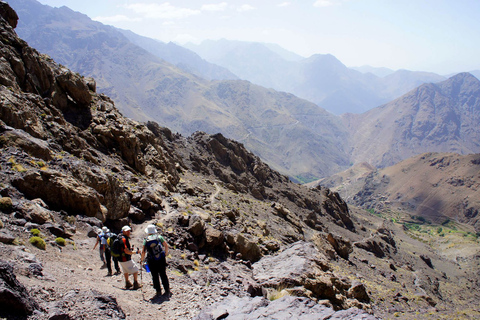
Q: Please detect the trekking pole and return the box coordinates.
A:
[140,259,145,301]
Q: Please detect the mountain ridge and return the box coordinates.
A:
[342,72,480,168]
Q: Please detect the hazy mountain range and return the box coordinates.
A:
[185,40,447,114]
[9,0,480,183]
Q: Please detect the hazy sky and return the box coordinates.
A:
[36,0,480,75]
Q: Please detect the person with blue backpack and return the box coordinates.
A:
[92,226,109,269]
[140,224,170,296]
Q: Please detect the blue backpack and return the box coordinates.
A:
[145,235,165,261]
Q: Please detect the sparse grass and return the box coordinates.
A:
[30,228,41,237]
[55,237,66,246]
[29,236,46,250]
[266,286,290,301]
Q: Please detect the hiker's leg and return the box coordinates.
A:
[133,272,138,282]
[105,249,112,274]
[149,262,161,292]
[159,257,170,292]
[113,257,120,273]
[99,246,105,263]
[124,272,129,282]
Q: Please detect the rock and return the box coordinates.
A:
[253,241,329,288]
[0,230,15,244]
[193,294,378,320]
[0,196,13,212]
[347,281,370,302]
[76,216,103,228]
[18,200,54,224]
[0,1,19,28]
[128,206,145,222]
[205,226,224,248]
[188,215,205,237]
[354,238,387,258]
[0,260,39,317]
[326,233,353,260]
[227,232,262,262]
[420,255,434,268]
[12,170,106,221]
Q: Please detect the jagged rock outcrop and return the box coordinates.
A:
[0,259,39,317]
[251,241,369,308]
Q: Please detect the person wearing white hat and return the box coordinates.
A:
[119,225,141,290]
[93,226,109,269]
[140,224,170,296]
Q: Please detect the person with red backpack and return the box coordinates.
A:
[118,225,141,290]
[140,224,170,296]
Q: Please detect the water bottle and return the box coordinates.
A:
[144,263,150,273]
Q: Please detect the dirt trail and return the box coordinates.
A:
[14,229,216,320]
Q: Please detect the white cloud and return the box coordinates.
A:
[278,2,291,7]
[125,2,201,19]
[201,2,228,12]
[237,4,255,12]
[313,0,336,7]
[93,15,141,23]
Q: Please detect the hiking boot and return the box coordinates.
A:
[100,263,107,270]
[133,281,142,290]
[114,270,122,275]
[125,281,133,289]
[107,271,112,276]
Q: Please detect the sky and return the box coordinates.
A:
[36,0,480,75]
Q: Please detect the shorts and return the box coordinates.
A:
[119,260,139,274]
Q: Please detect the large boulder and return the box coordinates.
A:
[252,241,329,288]
[12,170,107,221]
[193,295,378,320]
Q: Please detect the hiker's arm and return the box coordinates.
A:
[92,237,99,250]
[140,245,146,262]
[163,241,169,256]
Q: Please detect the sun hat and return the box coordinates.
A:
[121,225,132,232]
[145,224,157,235]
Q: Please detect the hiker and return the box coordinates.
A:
[104,228,121,276]
[118,225,141,290]
[92,226,109,268]
[140,224,170,296]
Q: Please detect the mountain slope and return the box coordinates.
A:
[9,0,350,180]
[342,73,480,168]
[318,152,480,233]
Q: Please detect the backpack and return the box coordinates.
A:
[109,233,124,258]
[99,232,108,245]
[145,235,165,261]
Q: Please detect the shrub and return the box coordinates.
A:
[0,197,13,211]
[29,236,46,250]
[30,228,41,237]
[55,237,66,246]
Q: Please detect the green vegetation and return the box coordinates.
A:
[29,236,46,250]
[30,228,41,237]
[55,237,66,246]
[293,174,318,184]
